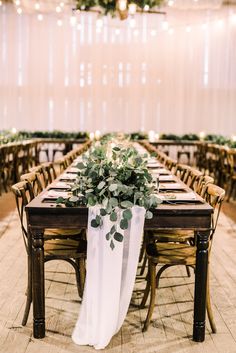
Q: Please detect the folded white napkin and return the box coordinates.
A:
[59,173,76,180]
[160,192,197,201]
[42,190,70,199]
[159,183,183,189]
[66,167,79,173]
[159,175,174,181]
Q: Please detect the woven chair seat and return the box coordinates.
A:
[146,242,196,265]
[45,238,87,257]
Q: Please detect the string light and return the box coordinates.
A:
[216,18,224,27]
[57,19,63,26]
[96,18,103,28]
[129,18,136,28]
[17,7,22,14]
[168,0,174,6]
[162,20,169,30]
[37,13,43,21]
[7,1,236,38]
[34,2,40,10]
[70,15,77,26]
[0,1,3,6]
[56,5,62,13]
[230,13,236,24]
[186,25,191,33]
[128,3,137,15]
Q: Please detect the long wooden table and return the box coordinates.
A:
[26,174,213,343]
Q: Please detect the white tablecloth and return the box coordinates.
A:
[72,205,145,350]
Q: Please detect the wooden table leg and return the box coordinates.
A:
[193,230,210,342]
[31,228,45,338]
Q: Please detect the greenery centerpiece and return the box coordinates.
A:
[57,140,161,249]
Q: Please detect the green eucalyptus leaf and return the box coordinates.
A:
[88,196,96,206]
[110,239,115,250]
[91,219,99,228]
[109,184,118,192]
[110,224,116,234]
[123,209,132,220]
[110,211,117,222]
[96,215,101,225]
[76,162,86,169]
[68,196,79,203]
[56,197,65,204]
[100,208,107,216]
[114,232,123,242]
[145,210,153,219]
[120,218,129,230]
[97,181,106,190]
[106,232,110,240]
[120,200,133,208]
[109,197,118,207]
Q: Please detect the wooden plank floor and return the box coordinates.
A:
[0,192,236,353]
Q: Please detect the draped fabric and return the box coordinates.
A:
[72,206,145,350]
[0,3,236,135]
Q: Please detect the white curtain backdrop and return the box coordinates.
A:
[0,3,236,135]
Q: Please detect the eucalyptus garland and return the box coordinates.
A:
[75,0,164,16]
[56,142,161,249]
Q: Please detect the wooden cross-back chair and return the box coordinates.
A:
[12,180,87,326]
[140,183,225,334]
[174,164,191,183]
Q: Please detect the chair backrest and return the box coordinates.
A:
[174,164,191,182]
[20,171,43,197]
[11,180,34,250]
[203,183,225,239]
[164,157,177,173]
[41,162,57,185]
[29,165,46,188]
[196,175,214,197]
[54,156,69,174]
[186,168,203,190]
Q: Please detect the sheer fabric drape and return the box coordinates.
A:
[72,206,145,349]
[0,4,236,134]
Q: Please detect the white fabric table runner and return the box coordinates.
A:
[72,205,145,350]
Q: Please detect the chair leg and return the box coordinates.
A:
[226,180,235,202]
[206,271,217,333]
[186,265,191,277]
[75,258,86,298]
[156,264,172,288]
[22,255,32,326]
[139,238,145,263]
[142,261,157,332]
[139,253,148,276]
[140,265,151,309]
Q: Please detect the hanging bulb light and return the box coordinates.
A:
[34,2,40,10]
[162,20,169,30]
[37,13,43,21]
[117,0,127,12]
[128,3,137,15]
[116,0,128,20]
